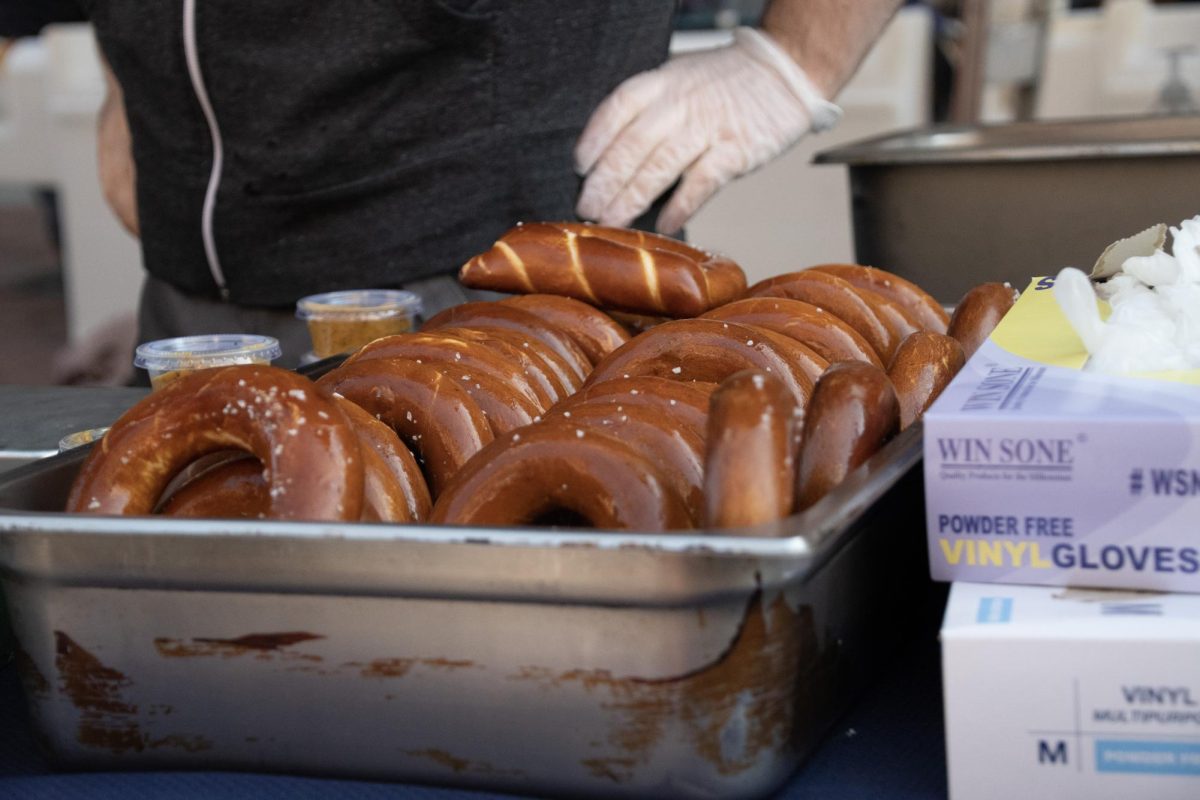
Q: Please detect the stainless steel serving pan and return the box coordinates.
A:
[0,421,926,799]
[816,114,1200,303]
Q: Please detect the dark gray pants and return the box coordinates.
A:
[136,274,504,374]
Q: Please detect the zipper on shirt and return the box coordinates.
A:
[182,0,230,300]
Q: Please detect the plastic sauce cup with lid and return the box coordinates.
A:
[134,334,283,390]
[296,289,422,358]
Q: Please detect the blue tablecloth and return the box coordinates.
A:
[0,583,948,800]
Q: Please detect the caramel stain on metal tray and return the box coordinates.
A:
[55,631,143,753]
[54,632,215,755]
[420,657,476,671]
[350,657,478,679]
[155,631,323,661]
[404,748,525,778]
[511,592,829,779]
[355,658,415,678]
[147,733,213,753]
[581,756,638,784]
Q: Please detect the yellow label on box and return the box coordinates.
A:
[989,277,1102,369]
[990,277,1200,385]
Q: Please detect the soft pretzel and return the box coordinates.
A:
[795,362,899,512]
[442,366,540,435]
[746,271,898,363]
[344,334,545,435]
[422,301,590,386]
[704,371,800,530]
[459,222,746,317]
[430,424,692,531]
[865,289,922,347]
[702,297,883,367]
[791,270,921,356]
[158,454,264,519]
[887,331,966,429]
[608,310,670,336]
[316,359,492,497]
[948,282,1017,359]
[542,403,705,522]
[344,331,551,410]
[810,264,949,333]
[161,437,409,523]
[67,365,364,521]
[548,376,713,439]
[585,319,820,408]
[333,397,431,521]
[499,294,629,365]
[161,396,430,523]
[437,325,573,405]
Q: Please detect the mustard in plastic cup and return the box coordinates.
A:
[296,289,422,358]
[58,427,110,452]
[134,334,283,390]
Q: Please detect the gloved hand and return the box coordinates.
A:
[574,27,841,235]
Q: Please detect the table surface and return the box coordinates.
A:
[0,578,948,800]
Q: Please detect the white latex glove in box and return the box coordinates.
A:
[574,27,841,235]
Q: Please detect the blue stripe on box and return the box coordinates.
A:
[1095,740,1200,776]
[976,597,1013,624]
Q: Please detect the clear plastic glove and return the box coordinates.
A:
[574,27,840,235]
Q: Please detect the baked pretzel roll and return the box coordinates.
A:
[499,294,629,364]
[585,319,820,408]
[947,282,1017,359]
[421,301,590,386]
[795,362,900,512]
[67,365,364,521]
[459,222,746,317]
[344,331,551,410]
[317,359,492,497]
[810,264,950,333]
[543,403,705,522]
[888,331,966,429]
[430,424,692,531]
[702,297,884,367]
[746,271,898,363]
[548,376,713,439]
[704,371,800,530]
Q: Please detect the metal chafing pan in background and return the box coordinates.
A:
[0,415,926,799]
[816,114,1200,303]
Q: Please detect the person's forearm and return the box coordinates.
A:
[98,56,140,236]
[760,0,903,98]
